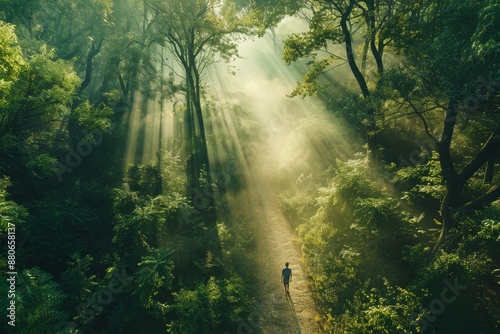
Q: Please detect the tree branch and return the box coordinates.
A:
[406,97,438,144]
[462,185,500,215]
[437,99,459,182]
[458,126,500,185]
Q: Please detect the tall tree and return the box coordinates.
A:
[382,0,500,252]
[147,0,243,205]
[282,0,396,154]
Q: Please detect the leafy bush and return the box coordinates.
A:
[216,220,255,277]
[125,163,162,197]
[0,177,27,232]
[1,268,69,333]
[168,275,253,334]
[329,279,423,333]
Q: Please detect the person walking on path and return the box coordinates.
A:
[282,262,292,295]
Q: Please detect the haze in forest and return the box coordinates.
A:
[0,1,498,333]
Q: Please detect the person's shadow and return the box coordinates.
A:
[285,291,296,313]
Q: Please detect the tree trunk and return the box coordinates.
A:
[69,39,103,145]
[365,0,384,74]
[340,5,377,155]
[360,36,370,76]
[484,154,496,184]
[433,101,500,253]
[434,183,460,254]
[433,100,459,253]
[75,39,104,105]
[185,68,197,196]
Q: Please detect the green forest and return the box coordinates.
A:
[0,0,499,333]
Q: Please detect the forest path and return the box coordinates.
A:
[225,132,323,334]
[206,24,332,333]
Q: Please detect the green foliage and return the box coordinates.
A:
[377,67,418,99]
[168,275,252,334]
[460,217,500,255]
[125,163,162,198]
[284,147,500,332]
[15,267,69,333]
[242,0,302,36]
[394,154,445,204]
[279,190,317,228]
[216,220,255,276]
[148,0,242,82]
[73,101,113,136]
[283,15,346,98]
[1,1,499,333]
[24,0,112,63]
[0,2,259,333]
[327,94,368,133]
[0,21,25,82]
[60,254,98,306]
[472,0,500,61]
[281,153,449,332]
[353,197,400,228]
[112,186,140,215]
[161,150,187,195]
[26,153,58,179]
[0,22,76,143]
[334,157,380,201]
[134,248,174,310]
[111,213,150,264]
[288,58,333,97]
[283,31,327,65]
[330,279,423,333]
[22,194,102,272]
[383,0,499,182]
[0,177,27,232]
[0,41,79,141]
[408,248,497,333]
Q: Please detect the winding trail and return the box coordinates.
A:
[226,133,323,334]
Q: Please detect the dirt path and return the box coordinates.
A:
[226,134,323,334]
[204,25,326,333]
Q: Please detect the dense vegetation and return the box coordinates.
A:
[275,0,500,332]
[0,0,498,333]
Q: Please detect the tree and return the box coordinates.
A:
[0,23,80,142]
[0,25,83,187]
[240,0,303,38]
[382,0,500,252]
[282,0,397,154]
[1,0,112,92]
[101,0,161,104]
[147,0,243,205]
[0,0,43,36]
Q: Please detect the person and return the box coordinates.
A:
[281,262,292,294]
